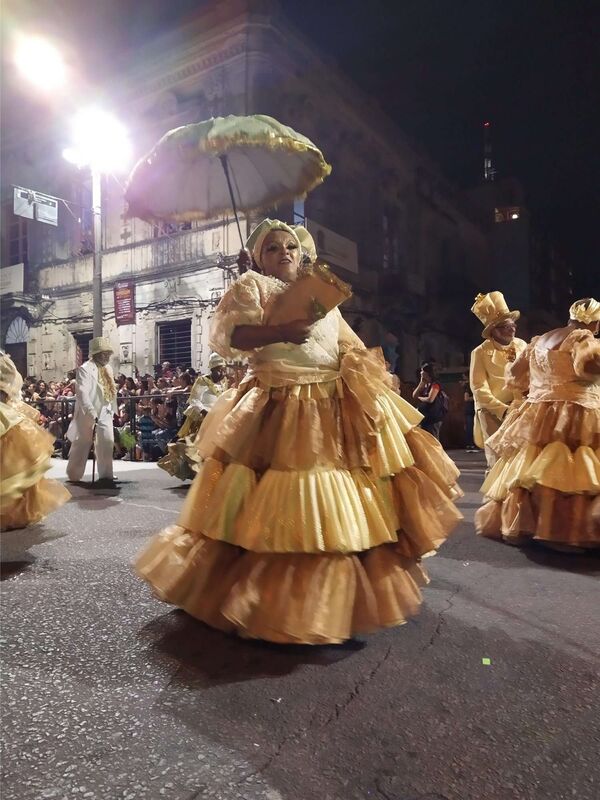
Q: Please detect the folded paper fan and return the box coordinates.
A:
[265,262,352,325]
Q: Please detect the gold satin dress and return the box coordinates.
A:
[136,271,463,643]
[157,376,226,481]
[476,329,600,547]
[1,401,71,531]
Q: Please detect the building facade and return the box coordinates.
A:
[1,0,492,382]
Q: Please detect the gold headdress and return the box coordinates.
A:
[245,219,301,270]
[569,298,600,324]
[292,225,317,264]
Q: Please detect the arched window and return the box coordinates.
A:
[4,316,29,377]
[5,316,29,344]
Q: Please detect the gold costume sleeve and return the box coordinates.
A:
[469,347,508,419]
[572,332,600,379]
[209,273,264,359]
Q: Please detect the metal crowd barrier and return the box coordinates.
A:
[26,391,191,460]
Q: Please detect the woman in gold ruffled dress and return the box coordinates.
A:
[476,298,600,552]
[136,220,463,644]
[0,353,71,533]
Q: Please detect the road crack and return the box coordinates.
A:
[329,642,393,724]
[236,645,394,784]
[423,584,461,651]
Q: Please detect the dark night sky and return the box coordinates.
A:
[5,0,600,293]
[280,0,600,295]
[116,0,600,293]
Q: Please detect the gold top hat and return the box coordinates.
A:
[471,292,520,339]
[89,336,114,357]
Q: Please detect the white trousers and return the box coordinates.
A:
[476,408,502,469]
[67,407,114,481]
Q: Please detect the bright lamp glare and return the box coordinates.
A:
[65,108,132,173]
[15,36,66,90]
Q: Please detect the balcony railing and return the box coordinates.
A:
[38,222,240,291]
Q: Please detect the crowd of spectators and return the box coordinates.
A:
[22,361,198,462]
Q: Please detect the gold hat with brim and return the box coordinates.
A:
[471,291,520,339]
[208,352,226,368]
[89,336,114,356]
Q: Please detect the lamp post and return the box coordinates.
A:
[63,108,132,337]
[91,169,103,337]
[14,37,131,339]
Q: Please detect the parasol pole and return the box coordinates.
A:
[218,155,245,248]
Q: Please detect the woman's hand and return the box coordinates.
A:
[231,320,313,350]
[412,372,427,400]
[278,319,313,344]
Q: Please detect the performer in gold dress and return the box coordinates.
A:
[157,354,228,480]
[0,353,70,532]
[476,298,600,551]
[136,220,463,644]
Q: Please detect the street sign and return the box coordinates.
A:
[13,186,59,226]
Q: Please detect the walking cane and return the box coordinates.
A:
[91,419,98,485]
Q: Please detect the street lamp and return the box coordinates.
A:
[63,108,132,337]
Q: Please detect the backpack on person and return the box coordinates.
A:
[417,381,449,424]
[430,386,449,422]
[438,389,449,416]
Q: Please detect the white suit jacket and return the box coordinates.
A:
[67,360,117,440]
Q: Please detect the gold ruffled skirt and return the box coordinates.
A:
[157,411,204,481]
[136,360,463,643]
[476,400,600,547]
[1,411,71,531]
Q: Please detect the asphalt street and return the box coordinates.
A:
[1,452,599,800]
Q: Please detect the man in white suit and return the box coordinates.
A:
[67,336,118,486]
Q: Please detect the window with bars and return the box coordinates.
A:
[157,319,192,368]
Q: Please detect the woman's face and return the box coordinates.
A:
[260,230,300,282]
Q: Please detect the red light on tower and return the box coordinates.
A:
[483,121,491,128]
